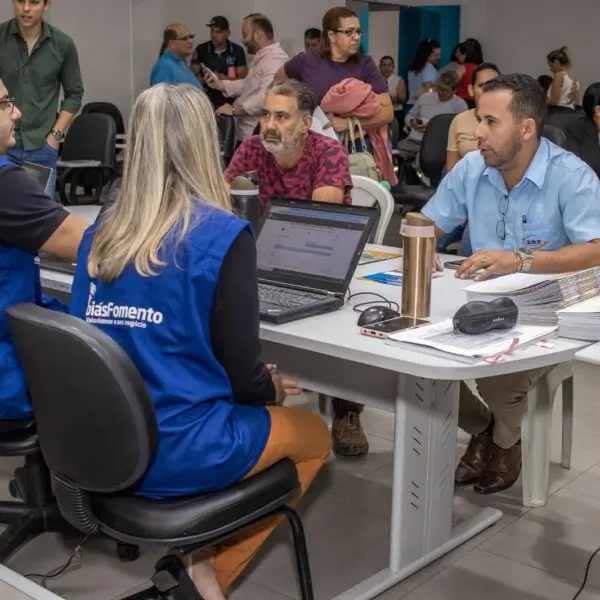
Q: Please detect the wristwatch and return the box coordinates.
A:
[50,129,64,142]
[514,247,534,273]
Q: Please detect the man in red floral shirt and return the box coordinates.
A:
[226,80,371,459]
[225,79,352,207]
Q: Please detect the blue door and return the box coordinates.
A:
[358,7,370,54]
[398,5,461,80]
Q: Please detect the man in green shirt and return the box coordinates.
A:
[0,0,84,199]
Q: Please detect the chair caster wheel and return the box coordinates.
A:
[8,480,19,499]
[117,543,140,562]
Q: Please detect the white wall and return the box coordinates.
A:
[168,0,337,58]
[4,0,597,124]
[50,0,134,123]
[482,0,598,92]
[368,10,399,67]
[132,0,168,100]
[382,0,487,42]
[380,0,599,92]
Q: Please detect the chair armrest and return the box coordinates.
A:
[57,160,102,169]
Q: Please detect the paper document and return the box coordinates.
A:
[558,294,600,341]
[465,268,600,325]
[359,249,402,265]
[310,107,340,141]
[389,319,557,358]
[360,270,404,286]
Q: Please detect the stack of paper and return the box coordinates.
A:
[389,319,557,360]
[558,295,600,340]
[464,268,600,325]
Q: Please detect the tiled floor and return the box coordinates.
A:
[2,385,600,600]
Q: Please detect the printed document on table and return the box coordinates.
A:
[388,319,557,358]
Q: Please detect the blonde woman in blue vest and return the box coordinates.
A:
[69,83,331,599]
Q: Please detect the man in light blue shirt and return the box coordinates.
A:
[423,74,600,495]
[150,23,203,89]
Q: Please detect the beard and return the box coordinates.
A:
[261,122,305,157]
[479,133,522,168]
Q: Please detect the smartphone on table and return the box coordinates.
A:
[444,259,465,270]
[361,316,429,339]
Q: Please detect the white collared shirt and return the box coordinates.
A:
[222,42,289,141]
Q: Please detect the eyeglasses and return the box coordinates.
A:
[334,28,363,38]
[496,194,509,240]
[0,98,15,114]
[175,34,195,41]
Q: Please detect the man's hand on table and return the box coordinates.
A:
[457,250,520,282]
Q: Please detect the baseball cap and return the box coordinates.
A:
[207,16,230,30]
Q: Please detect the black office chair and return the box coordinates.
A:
[547,105,576,117]
[548,111,581,132]
[58,113,117,206]
[0,419,67,562]
[217,114,236,167]
[81,102,126,136]
[542,123,567,147]
[6,304,314,600]
[392,113,456,210]
[82,103,126,178]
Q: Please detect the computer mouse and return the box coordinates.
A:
[357,306,401,327]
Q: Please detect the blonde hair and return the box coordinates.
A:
[88,84,231,283]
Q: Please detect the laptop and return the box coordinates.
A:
[257,199,376,324]
[38,200,111,275]
[23,161,53,194]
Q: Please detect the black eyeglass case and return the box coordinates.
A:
[453,297,518,335]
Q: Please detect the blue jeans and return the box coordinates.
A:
[346,137,373,154]
[7,143,59,200]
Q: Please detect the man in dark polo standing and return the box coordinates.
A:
[0,0,84,199]
[192,16,247,109]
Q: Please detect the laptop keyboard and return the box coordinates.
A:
[258,284,327,308]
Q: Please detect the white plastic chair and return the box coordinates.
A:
[350,175,394,245]
[521,362,574,507]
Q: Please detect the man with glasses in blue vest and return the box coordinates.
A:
[151,23,203,89]
[0,80,87,421]
[423,74,600,495]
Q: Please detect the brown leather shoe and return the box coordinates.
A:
[332,411,369,457]
[474,441,522,495]
[455,431,493,486]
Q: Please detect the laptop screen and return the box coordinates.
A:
[256,200,376,295]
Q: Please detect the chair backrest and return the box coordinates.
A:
[419,113,456,185]
[217,114,236,167]
[5,304,158,494]
[81,102,126,135]
[547,105,575,117]
[60,113,117,165]
[548,111,581,132]
[389,118,401,148]
[542,124,566,148]
[350,175,394,245]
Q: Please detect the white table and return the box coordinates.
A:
[64,204,101,224]
[39,247,589,600]
[0,564,61,600]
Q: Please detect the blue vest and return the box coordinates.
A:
[69,204,271,498]
[0,158,40,419]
